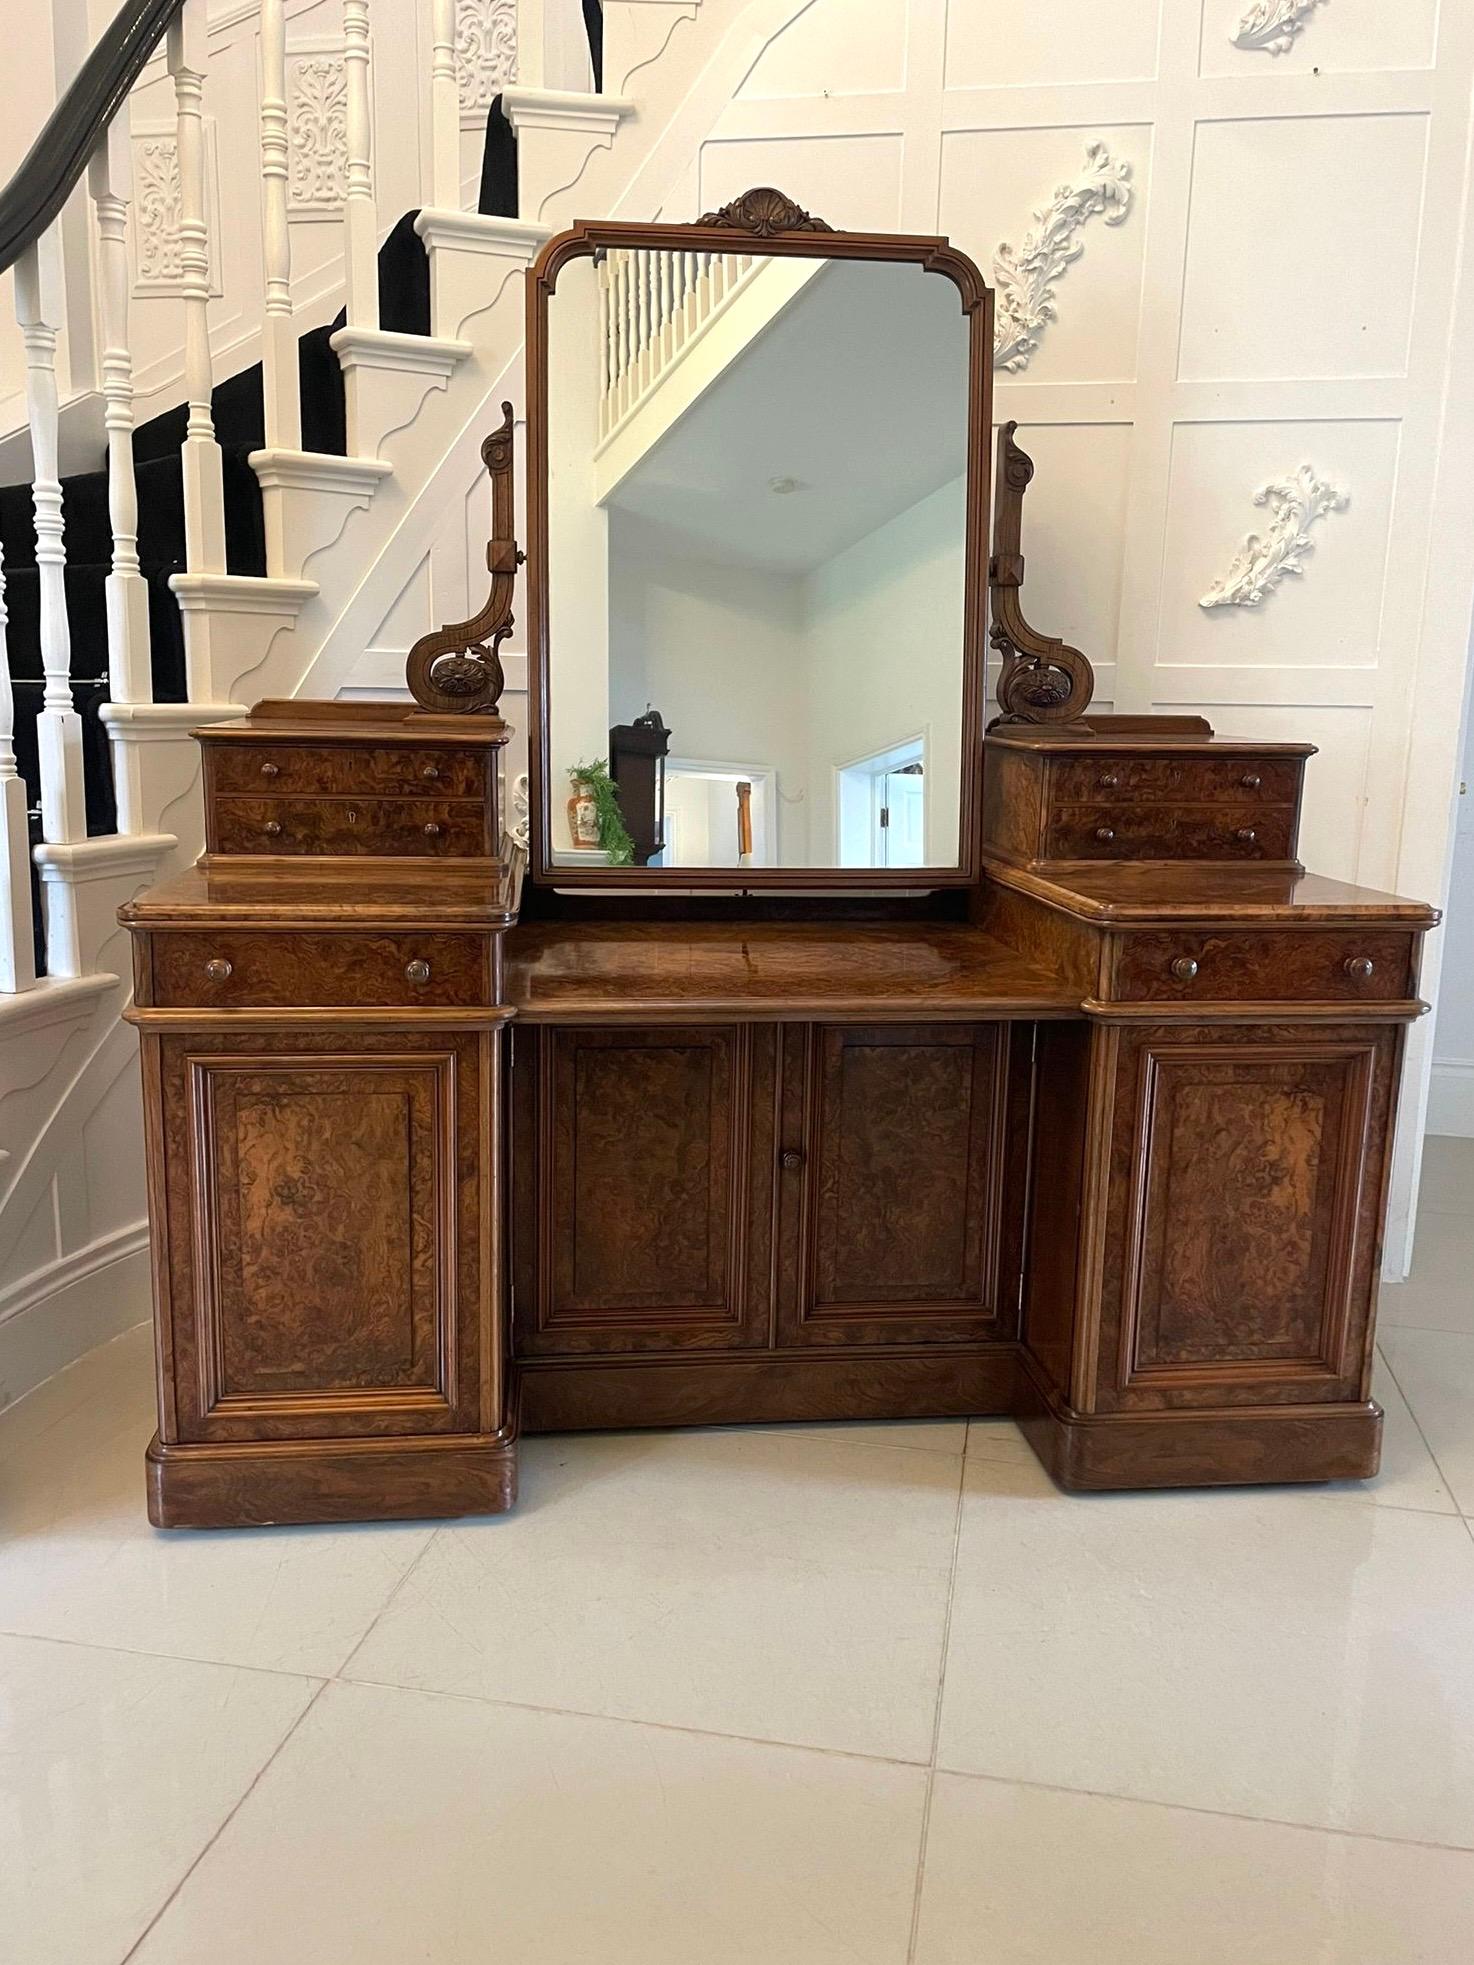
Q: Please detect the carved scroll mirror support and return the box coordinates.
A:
[406,401,524,716]
[988,422,1095,731]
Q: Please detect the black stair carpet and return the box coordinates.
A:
[1,93,522,974]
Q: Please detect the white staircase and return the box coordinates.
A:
[0,0,744,1403]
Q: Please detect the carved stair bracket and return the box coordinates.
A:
[988,423,1096,730]
[695,187,834,237]
[406,402,522,716]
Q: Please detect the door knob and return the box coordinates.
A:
[204,957,233,983]
[1240,772,1261,790]
[1344,955,1375,980]
[405,959,431,985]
[423,821,443,837]
[1234,827,1257,845]
[259,760,279,778]
[1169,956,1199,983]
[1094,826,1115,844]
[780,1148,803,1172]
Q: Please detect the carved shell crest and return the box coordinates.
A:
[697,187,834,238]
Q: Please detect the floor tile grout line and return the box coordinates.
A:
[1376,1339,1470,1515]
[929,1764,1474,1857]
[905,1451,968,1965]
[115,1675,332,1965]
[333,1669,937,1772]
[329,1522,447,1684]
[0,1624,329,1685]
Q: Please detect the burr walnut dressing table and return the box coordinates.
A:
[121,193,1438,1527]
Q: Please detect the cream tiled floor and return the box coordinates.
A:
[2,1139,1473,1963]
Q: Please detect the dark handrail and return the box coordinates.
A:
[0,0,185,278]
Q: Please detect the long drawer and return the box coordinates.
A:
[1050,754,1303,808]
[205,742,485,800]
[1107,929,1417,1005]
[210,796,493,859]
[1047,803,1297,863]
[148,931,492,1008]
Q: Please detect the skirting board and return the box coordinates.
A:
[0,1226,151,1413]
[1427,1060,1474,1138]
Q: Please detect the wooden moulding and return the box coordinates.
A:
[146,1429,518,1529]
[517,1348,1022,1433]
[1014,1357,1383,1490]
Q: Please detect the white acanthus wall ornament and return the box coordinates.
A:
[1200,465,1349,609]
[992,142,1134,373]
[1230,0,1330,56]
[286,52,348,214]
[509,771,530,849]
[455,0,518,114]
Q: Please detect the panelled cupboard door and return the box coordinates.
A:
[1084,1022,1402,1414]
[153,1029,492,1444]
[511,1024,778,1353]
[776,1023,1012,1347]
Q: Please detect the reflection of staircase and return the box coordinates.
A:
[593,251,830,500]
[599,247,756,440]
[0,0,739,1399]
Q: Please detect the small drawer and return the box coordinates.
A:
[207,743,485,799]
[211,797,493,859]
[1050,755,1303,807]
[1047,803,1296,862]
[149,931,490,1009]
[1109,930,1416,1005]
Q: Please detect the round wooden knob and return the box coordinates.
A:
[1098,772,1120,790]
[1344,955,1375,980]
[421,764,441,781]
[1240,772,1262,791]
[1234,827,1257,845]
[259,760,280,778]
[204,957,233,983]
[780,1148,803,1171]
[263,819,282,837]
[423,821,442,837]
[405,959,431,985]
[1170,956,1200,983]
[1095,826,1116,843]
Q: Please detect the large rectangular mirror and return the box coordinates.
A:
[526,195,993,887]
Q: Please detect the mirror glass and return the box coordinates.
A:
[545,249,971,871]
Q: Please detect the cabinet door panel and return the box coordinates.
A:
[158,1030,489,1442]
[513,1025,776,1353]
[778,1023,1009,1346]
[1090,1023,1398,1412]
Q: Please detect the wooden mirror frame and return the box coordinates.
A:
[524,189,995,889]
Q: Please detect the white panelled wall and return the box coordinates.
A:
[5,0,1474,1404]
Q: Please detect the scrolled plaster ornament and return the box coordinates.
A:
[1231,0,1330,57]
[992,142,1134,373]
[509,771,530,849]
[1199,465,1348,610]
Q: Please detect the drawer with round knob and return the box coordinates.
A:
[147,931,491,1009]
[1050,755,1303,807]
[210,797,493,859]
[205,743,484,800]
[1108,930,1417,1005]
[1046,804,1296,863]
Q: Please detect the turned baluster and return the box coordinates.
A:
[15,238,85,874]
[258,0,302,452]
[168,3,227,576]
[342,0,380,330]
[0,548,37,994]
[429,0,460,211]
[88,124,151,724]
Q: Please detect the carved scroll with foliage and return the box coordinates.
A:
[406,401,522,716]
